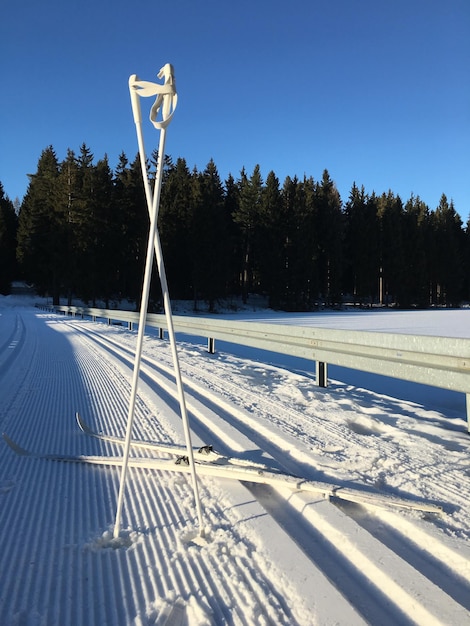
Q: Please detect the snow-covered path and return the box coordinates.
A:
[1,306,469,625]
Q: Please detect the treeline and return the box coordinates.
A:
[1,143,469,310]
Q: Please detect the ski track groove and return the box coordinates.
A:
[1,310,469,624]
[0,314,38,434]
[0,313,26,376]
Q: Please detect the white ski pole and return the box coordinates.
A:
[145,71,206,539]
[114,65,204,539]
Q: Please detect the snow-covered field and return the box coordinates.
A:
[1,296,469,625]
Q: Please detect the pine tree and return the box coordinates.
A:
[400,195,430,307]
[0,182,18,294]
[431,194,464,306]
[377,191,404,305]
[73,144,96,304]
[17,146,64,303]
[57,148,80,303]
[258,170,283,307]
[114,153,148,304]
[464,217,470,302]
[223,173,242,297]
[89,155,116,305]
[158,157,193,299]
[232,165,263,303]
[314,170,343,306]
[343,184,380,305]
[279,175,308,308]
[189,160,227,310]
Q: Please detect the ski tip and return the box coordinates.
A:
[2,432,30,456]
[75,412,89,434]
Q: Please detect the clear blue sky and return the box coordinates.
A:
[1,0,469,220]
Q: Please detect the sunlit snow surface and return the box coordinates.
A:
[1,295,469,625]
[218,306,470,337]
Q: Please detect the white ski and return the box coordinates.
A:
[2,432,443,514]
[76,412,269,469]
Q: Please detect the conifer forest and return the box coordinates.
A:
[1,143,469,311]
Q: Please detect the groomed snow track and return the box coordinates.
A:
[0,308,469,625]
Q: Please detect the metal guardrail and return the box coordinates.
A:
[37,304,470,431]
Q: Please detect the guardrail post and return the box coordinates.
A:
[159,328,164,340]
[208,337,215,354]
[467,394,470,434]
[128,322,133,331]
[316,361,328,387]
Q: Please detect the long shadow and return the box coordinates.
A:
[0,311,134,622]
[151,366,447,512]
[208,337,467,420]
[248,483,417,626]
[335,500,470,611]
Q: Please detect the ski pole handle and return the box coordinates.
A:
[128,64,177,130]
[150,63,177,129]
[128,74,143,125]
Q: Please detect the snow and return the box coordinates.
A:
[1,295,470,625]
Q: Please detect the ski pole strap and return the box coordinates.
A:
[128,63,177,129]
